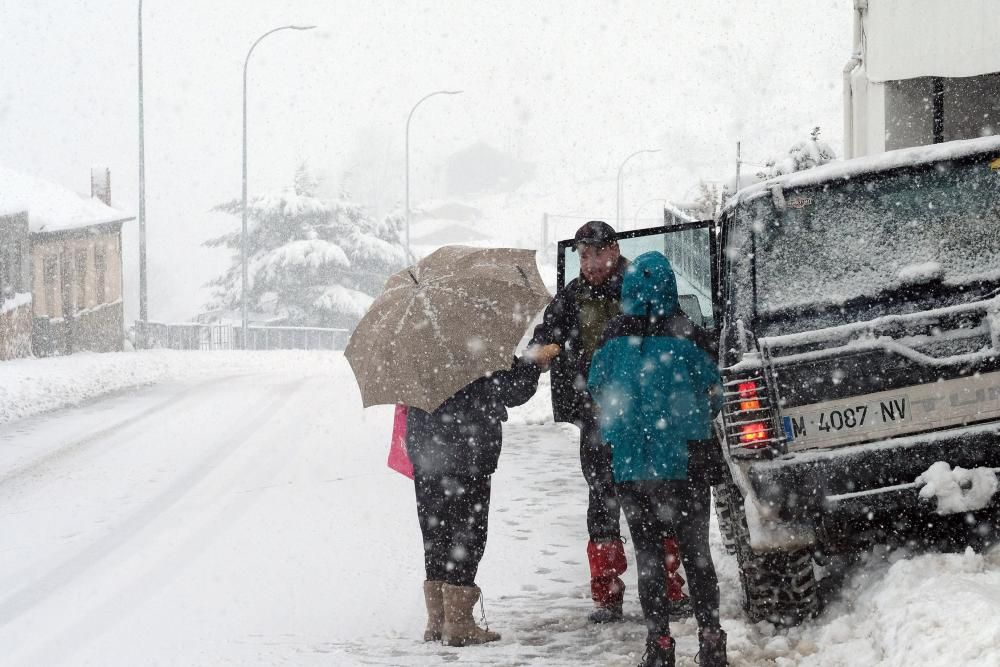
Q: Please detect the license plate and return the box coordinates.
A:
[780,370,1000,451]
[783,397,908,449]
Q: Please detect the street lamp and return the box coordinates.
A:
[633,197,666,230]
[137,0,147,342]
[241,24,316,348]
[405,90,462,258]
[616,148,660,229]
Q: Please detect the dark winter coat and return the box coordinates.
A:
[405,358,541,478]
[529,257,629,424]
[588,252,724,483]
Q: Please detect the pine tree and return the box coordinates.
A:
[204,164,407,330]
[690,181,721,220]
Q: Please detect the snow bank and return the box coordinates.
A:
[916,461,1000,515]
[785,546,1000,667]
[0,350,344,425]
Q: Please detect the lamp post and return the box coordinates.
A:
[405,90,462,258]
[616,148,660,229]
[241,24,316,348]
[633,197,666,230]
[137,0,147,343]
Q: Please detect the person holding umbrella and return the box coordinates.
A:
[345,246,553,647]
[405,353,542,645]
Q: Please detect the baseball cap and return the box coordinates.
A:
[572,220,617,251]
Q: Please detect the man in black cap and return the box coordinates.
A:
[528,221,691,623]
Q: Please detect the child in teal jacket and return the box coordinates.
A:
[588,251,728,667]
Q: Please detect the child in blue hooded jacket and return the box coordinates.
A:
[588,251,728,667]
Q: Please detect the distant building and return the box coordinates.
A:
[0,166,133,359]
[0,210,32,360]
[409,200,491,255]
[845,0,1000,158]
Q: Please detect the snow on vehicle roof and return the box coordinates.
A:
[723,135,1000,212]
[0,165,132,233]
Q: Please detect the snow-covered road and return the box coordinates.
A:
[1,352,998,666]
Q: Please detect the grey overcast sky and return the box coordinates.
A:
[0,0,852,320]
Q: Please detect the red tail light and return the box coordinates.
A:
[739,421,770,446]
[738,381,761,411]
[722,374,786,458]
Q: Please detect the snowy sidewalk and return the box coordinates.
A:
[332,419,721,666]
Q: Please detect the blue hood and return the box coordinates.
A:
[621,251,678,317]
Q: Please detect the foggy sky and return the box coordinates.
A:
[0,0,852,321]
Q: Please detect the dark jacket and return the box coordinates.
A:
[405,358,541,477]
[529,257,628,424]
[588,252,725,484]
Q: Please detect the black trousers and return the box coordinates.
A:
[616,480,721,635]
[414,474,491,587]
[579,415,623,542]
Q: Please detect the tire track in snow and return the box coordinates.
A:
[17,376,322,667]
[0,376,304,630]
[0,374,237,490]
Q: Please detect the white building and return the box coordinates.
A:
[844,0,1000,158]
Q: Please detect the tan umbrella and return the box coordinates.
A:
[345,245,551,413]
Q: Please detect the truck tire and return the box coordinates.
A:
[713,484,739,555]
[715,481,821,626]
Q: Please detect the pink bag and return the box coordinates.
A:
[387,404,414,479]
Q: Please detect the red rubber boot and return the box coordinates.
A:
[587,538,626,623]
[664,536,692,617]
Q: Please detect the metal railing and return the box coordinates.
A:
[135,321,348,351]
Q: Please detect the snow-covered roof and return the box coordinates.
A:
[725,135,1000,212]
[0,165,132,234]
[863,0,1000,83]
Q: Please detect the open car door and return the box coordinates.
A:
[557,220,720,332]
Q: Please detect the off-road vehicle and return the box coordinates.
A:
[557,135,1000,626]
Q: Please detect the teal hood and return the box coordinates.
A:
[621,251,678,317]
[587,250,722,482]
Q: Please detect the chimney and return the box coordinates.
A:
[91,166,111,205]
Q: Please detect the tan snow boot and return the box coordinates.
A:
[441,583,501,646]
[423,580,445,641]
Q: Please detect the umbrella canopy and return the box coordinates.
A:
[345,246,551,413]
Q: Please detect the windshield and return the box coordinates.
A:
[746,158,1000,317]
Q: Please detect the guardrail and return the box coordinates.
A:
[135,321,348,351]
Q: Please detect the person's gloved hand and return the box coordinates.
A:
[524,343,561,370]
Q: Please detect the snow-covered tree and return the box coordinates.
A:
[757,127,838,179]
[689,180,721,220]
[205,164,407,330]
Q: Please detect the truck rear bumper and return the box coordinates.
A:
[744,421,1000,521]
